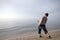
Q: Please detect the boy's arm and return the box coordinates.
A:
[37,19,41,25]
[41,17,45,24]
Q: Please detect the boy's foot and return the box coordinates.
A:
[48,36,52,38]
[39,35,42,38]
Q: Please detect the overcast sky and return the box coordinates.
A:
[0,0,60,19]
[0,0,60,29]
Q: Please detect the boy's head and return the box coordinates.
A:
[45,13,49,17]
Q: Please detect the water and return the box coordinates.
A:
[0,19,60,40]
[0,19,36,36]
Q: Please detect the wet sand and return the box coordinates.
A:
[3,29,60,40]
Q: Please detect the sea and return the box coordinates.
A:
[0,19,60,40]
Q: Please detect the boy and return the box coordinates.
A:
[38,13,51,38]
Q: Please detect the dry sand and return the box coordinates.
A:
[2,29,60,40]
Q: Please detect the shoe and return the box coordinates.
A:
[39,35,42,38]
[48,36,52,38]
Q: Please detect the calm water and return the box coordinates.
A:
[0,19,60,40]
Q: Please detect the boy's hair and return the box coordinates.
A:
[45,13,49,16]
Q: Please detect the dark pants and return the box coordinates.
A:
[38,24,48,34]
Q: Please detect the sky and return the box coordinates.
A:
[0,0,60,19]
[0,0,60,29]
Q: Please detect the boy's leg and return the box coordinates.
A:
[42,25,48,34]
[38,25,42,37]
[42,25,51,38]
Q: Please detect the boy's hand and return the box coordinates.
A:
[37,20,40,25]
[37,20,39,23]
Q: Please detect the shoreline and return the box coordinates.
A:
[3,29,60,40]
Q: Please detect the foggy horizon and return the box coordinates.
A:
[0,0,60,29]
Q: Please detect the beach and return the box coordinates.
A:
[3,29,60,40]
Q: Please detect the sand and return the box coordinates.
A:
[2,29,60,40]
